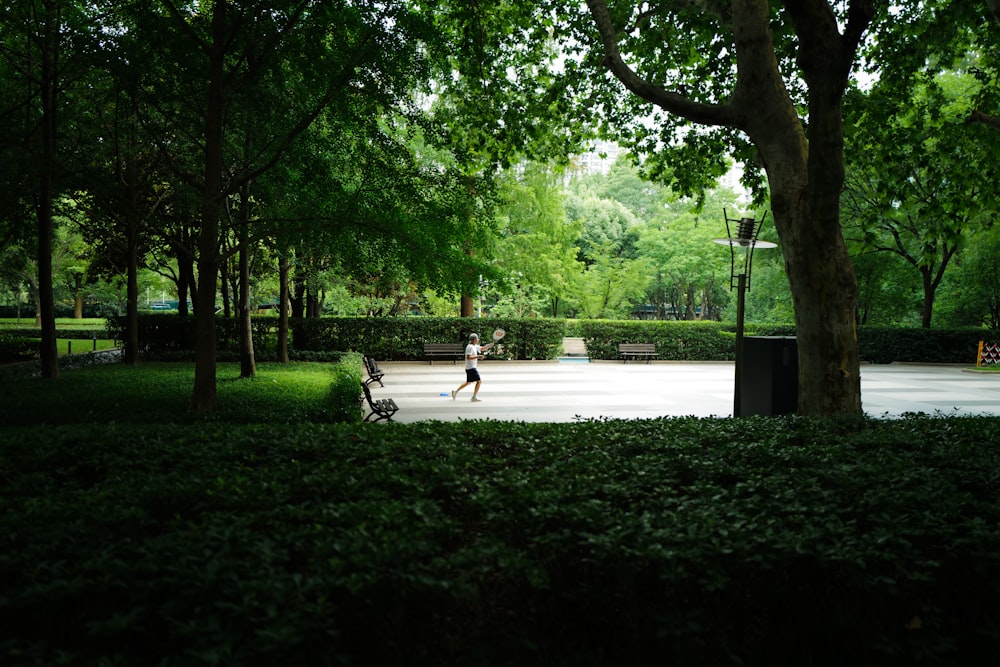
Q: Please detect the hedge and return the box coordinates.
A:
[104,315,1000,365]
[4,416,1000,665]
[288,315,566,360]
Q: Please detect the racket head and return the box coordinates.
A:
[492,328,506,343]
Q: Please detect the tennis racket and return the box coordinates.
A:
[482,328,505,355]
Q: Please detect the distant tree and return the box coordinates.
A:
[433,0,883,414]
[638,190,739,321]
[936,226,1000,329]
[492,165,582,318]
[842,71,1000,327]
[1,1,109,377]
[850,250,921,327]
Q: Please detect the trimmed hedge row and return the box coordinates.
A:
[288,316,566,361]
[105,316,278,356]
[103,315,1000,365]
[857,327,1000,364]
[577,319,736,361]
[4,416,1000,665]
[0,334,36,364]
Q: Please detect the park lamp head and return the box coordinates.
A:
[713,209,777,291]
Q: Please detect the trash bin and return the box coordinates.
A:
[739,336,798,416]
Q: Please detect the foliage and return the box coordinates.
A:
[328,352,365,423]
[935,225,1000,329]
[98,313,1000,366]
[857,327,1000,365]
[0,334,35,364]
[290,316,566,361]
[106,315,280,357]
[0,361,362,426]
[5,415,1000,664]
[491,165,582,318]
[577,319,735,361]
[842,68,1000,328]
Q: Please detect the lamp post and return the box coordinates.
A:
[714,210,776,417]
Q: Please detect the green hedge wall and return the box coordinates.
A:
[577,320,736,361]
[857,327,1000,364]
[290,316,566,361]
[6,416,1000,665]
[104,315,1000,365]
[106,315,280,357]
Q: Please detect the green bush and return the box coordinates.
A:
[577,319,735,360]
[0,334,36,363]
[291,316,566,361]
[858,327,1000,364]
[105,315,279,356]
[3,416,1000,665]
[103,314,1000,365]
[330,352,364,423]
[0,362,360,426]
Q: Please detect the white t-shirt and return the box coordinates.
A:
[464,343,481,370]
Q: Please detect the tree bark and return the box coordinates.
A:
[73,275,83,318]
[189,1,227,413]
[36,0,60,380]
[124,229,140,365]
[586,0,870,415]
[238,184,256,378]
[278,252,290,363]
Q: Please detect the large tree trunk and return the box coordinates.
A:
[123,231,140,365]
[460,295,474,317]
[586,0,869,414]
[177,247,195,316]
[73,274,83,318]
[747,2,862,415]
[220,257,232,319]
[189,1,227,413]
[277,253,290,363]
[36,1,60,380]
[237,185,256,378]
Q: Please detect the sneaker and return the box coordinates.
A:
[471,396,482,402]
[451,390,456,400]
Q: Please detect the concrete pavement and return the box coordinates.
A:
[364,360,1000,423]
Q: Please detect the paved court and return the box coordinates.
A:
[365,360,1000,423]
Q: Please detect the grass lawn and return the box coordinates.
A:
[0,361,344,425]
[57,338,118,355]
[0,317,107,330]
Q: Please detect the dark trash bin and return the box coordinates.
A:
[740,336,798,416]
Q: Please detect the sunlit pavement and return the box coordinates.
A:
[363,360,1000,423]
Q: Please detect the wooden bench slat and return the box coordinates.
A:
[618,343,658,364]
[361,383,398,422]
[423,343,465,364]
[363,356,385,387]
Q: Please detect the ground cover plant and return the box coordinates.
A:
[0,361,361,425]
[3,399,1000,665]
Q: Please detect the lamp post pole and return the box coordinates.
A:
[734,271,747,417]
[714,211,775,418]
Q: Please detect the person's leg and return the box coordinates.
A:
[471,379,482,400]
[452,381,470,399]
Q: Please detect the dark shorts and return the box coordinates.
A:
[465,368,481,382]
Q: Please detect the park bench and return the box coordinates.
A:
[619,343,658,364]
[423,343,465,364]
[362,355,385,387]
[361,382,399,422]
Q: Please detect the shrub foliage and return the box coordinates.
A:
[3,416,1000,665]
[106,315,1000,365]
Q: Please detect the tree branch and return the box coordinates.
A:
[967,109,1000,132]
[585,0,735,128]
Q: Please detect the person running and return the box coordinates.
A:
[452,332,492,402]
